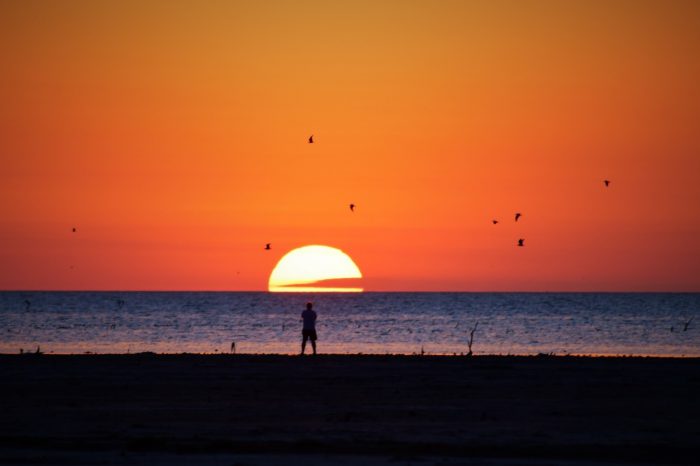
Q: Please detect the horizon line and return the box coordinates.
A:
[1,289,699,293]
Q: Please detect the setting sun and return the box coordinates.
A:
[268,245,362,292]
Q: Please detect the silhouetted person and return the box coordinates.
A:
[230,341,236,353]
[265,243,271,250]
[604,180,610,187]
[301,302,317,355]
[24,299,30,311]
[518,238,524,247]
[492,220,498,224]
[515,212,521,222]
[349,203,355,212]
[308,135,314,144]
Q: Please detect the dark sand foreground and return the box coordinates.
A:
[1,354,699,465]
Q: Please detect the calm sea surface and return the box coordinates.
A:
[1,292,698,356]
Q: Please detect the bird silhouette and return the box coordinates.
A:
[604,180,610,187]
[349,203,355,212]
[515,213,521,222]
[308,135,314,144]
[492,220,498,225]
[265,243,271,250]
[72,227,76,233]
[518,238,524,247]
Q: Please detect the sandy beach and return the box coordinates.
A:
[1,354,699,465]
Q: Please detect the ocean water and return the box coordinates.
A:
[0,292,698,356]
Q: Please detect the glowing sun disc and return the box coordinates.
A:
[268,245,363,292]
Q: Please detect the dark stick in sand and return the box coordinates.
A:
[683,317,693,332]
[467,321,479,356]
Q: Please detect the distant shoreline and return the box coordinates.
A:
[3,352,700,359]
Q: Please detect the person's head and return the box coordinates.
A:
[306,302,313,310]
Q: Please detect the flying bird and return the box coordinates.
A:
[517,239,524,247]
[515,213,521,222]
[265,243,271,250]
[308,135,314,144]
[492,220,498,225]
[72,227,76,233]
[604,180,610,187]
[349,203,355,212]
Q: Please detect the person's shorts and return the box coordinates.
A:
[302,329,317,341]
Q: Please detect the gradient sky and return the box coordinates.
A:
[1,0,699,291]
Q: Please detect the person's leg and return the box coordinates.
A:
[311,339,316,355]
[301,334,307,355]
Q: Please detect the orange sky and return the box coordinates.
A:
[1,0,699,291]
